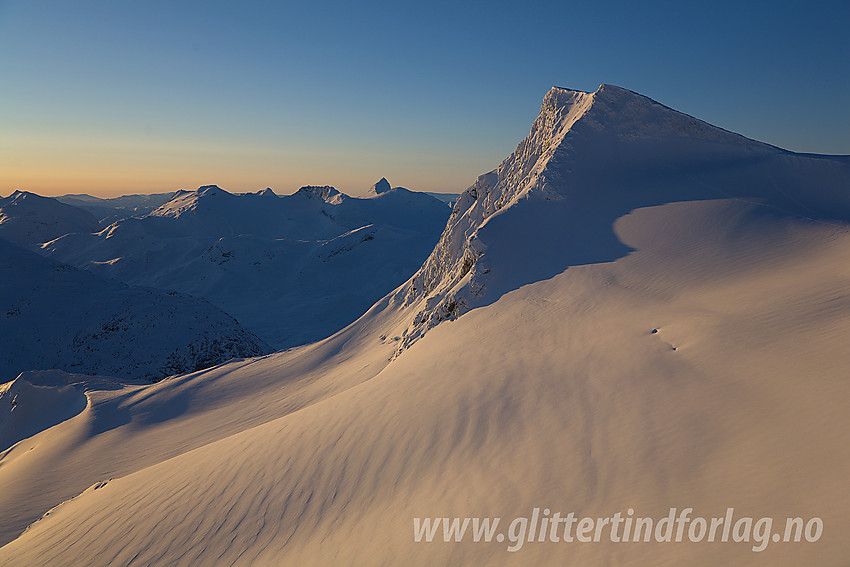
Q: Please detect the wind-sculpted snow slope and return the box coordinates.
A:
[3,198,850,566]
[43,182,451,347]
[0,371,90,453]
[0,284,406,547]
[393,84,850,353]
[0,238,271,383]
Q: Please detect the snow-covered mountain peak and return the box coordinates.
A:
[387,84,850,355]
[367,177,392,196]
[198,185,224,196]
[580,84,770,149]
[0,191,101,247]
[4,190,52,205]
[7,190,34,202]
[295,185,344,204]
[540,85,594,114]
[535,84,768,150]
[150,185,236,218]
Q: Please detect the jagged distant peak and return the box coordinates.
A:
[296,185,344,203]
[368,177,392,196]
[257,187,277,197]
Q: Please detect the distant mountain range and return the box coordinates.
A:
[1,179,455,349]
[0,191,100,247]
[55,192,174,225]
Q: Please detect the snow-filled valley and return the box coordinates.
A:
[1,84,849,566]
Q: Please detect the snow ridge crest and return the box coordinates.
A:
[386,83,778,355]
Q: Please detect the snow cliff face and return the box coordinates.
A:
[393,84,850,354]
[0,238,271,383]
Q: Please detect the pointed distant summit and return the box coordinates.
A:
[367,178,392,196]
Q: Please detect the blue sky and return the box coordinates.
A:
[1,0,848,196]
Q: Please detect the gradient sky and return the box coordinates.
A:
[1,0,848,198]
